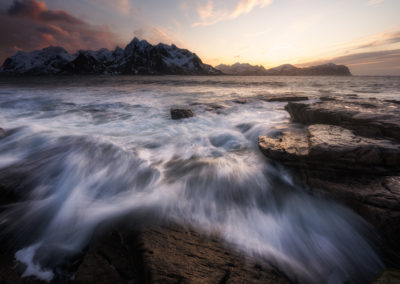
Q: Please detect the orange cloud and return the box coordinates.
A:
[193,0,273,27]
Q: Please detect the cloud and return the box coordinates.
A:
[367,0,384,6]
[193,0,273,27]
[300,49,400,75]
[230,0,272,19]
[100,0,133,15]
[354,31,400,50]
[197,0,214,19]
[0,0,121,63]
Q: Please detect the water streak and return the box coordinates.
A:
[1,76,394,283]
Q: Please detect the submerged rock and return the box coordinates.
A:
[372,269,400,284]
[170,108,194,120]
[0,128,5,139]
[285,99,400,141]
[258,124,400,174]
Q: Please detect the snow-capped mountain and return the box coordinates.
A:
[0,38,221,75]
[216,62,351,76]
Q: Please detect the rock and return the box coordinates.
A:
[304,173,400,266]
[170,108,194,120]
[264,95,309,102]
[127,225,288,283]
[232,99,247,104]
[74,224,289,284]
[372,269,400,284]
[285,99,400,141]
[74,230,136,283]
[254,94,309,103]
[259,124,400,174]
[0,128,5,139]
[319,96,336,101]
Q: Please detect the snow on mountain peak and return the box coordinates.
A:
[1,38,221,75]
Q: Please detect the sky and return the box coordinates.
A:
[0,0,399,75]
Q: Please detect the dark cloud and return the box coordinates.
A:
[0,0,121,63]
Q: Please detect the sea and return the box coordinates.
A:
[0,75,399,283]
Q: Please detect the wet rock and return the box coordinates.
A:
[232,99,247,104]
[204,103,225,112]
[73,224,289,284]
[285,99,400,141]
[74,230,136,283]
[126,225,289,283]
[256,94,309,103]
[319,96,336,101]
[264,95,309,102]
[304,173,400,266]
[384,99,400,105]
[258,124,400,174]
[190,102,227,114]
[0,128,5,139]
[372,269,400,283]
[170,108,194,120]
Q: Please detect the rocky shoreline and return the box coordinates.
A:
[259,96,400,274]
[1,93,400,283]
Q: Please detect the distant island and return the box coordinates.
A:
[216,62,351,76]
[0,37,351,76]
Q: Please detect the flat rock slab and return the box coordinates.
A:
[263,96,309,102]
[285,99,400,141]
[74,225,289,284]
[256,94,309,102]
[130,225,288,283]
[259,124,400,174]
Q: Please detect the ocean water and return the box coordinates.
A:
[0,75,398,283]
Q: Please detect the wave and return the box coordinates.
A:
[0,126,383,283]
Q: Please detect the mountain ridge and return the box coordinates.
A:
[0,38,352,76]
[216,62,352,76]
[0,37,221,75]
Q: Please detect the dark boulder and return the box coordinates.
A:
[170,108,194,120]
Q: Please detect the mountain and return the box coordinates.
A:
[216,63,267,75]
[0,38,221,75]
[216,62,352,76]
